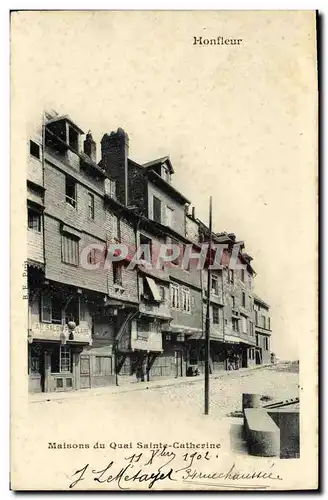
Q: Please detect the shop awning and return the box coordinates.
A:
[27,259,45,270]
[145,276,162,302]
[138,264,170,283]
[164,324,202,336]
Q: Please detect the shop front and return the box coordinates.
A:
[28,321,92,393]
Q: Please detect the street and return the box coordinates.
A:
[28,364,299,445]
[20,364,300,490]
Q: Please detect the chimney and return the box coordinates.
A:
[84,131,97,163]
[101,128,129,206]
[192,206,196,219]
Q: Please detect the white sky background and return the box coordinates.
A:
[14,10,317,360]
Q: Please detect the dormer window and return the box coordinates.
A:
[68,126,79,151]
[105,178,117,199]
[45,116,84,153]
[162,163,171,183]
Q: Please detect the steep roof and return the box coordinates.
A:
[46,114,85,134]
[143,156,175,174]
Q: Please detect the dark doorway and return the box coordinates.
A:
[242,349,248,368]
[255,349,262,365]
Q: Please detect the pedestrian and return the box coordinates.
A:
[235,354,240,370]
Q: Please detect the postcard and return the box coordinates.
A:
[10,10,318,491]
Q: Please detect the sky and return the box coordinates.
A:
[12,10,318,359]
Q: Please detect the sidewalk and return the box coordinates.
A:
[29,364,271,404]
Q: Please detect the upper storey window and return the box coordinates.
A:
[153,196,162,223]
[65,175,77,208]
[30,140,41,160]
[45,116,84,153]
[68,126,79,151]
[105,178,117,199]
[162,163,171,183]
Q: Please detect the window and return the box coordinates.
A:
[65,176,77,208]
[50,346,72,373]
[261,315,266,329]
[65,297,80,326]
[181,287,191,313]
[242,292,246,308]
[52,297,63,324]
[241,315,248,334]
[105,178,117,199]
[211,275,219,295]
[255,310,259,326]
[166,206,174,228]
[88,193,95,219]
[61,346,72,372]
[249,348,255,360]
[41,293,62,324]
[232,317,239,332]
[142,277,161,302]
[232,295,236,309]
[264,337,269,351]
[159,286,165,302]
[27,208,41,232]
[140,234,152,264]
[212,306,219,324]
[68,126,79,151]
[41,294,52,323]
[268,317,271,330]
[153,196,162,223]
[62,234,79,265]
[29,350,40,374]
[182,244,191,271]
[170,237,181,266]
[113,262,123,286]
[170,283,180,309]
[137,320,150,340]
[87,248,97,265]
[241,269,245,282]
[228,269,234,284]
[162,165,171,183]
[250,322,254,336]
[30,140,40,159]
[111,215,120,242]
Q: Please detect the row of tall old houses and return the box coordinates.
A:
[27,112,272,393]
